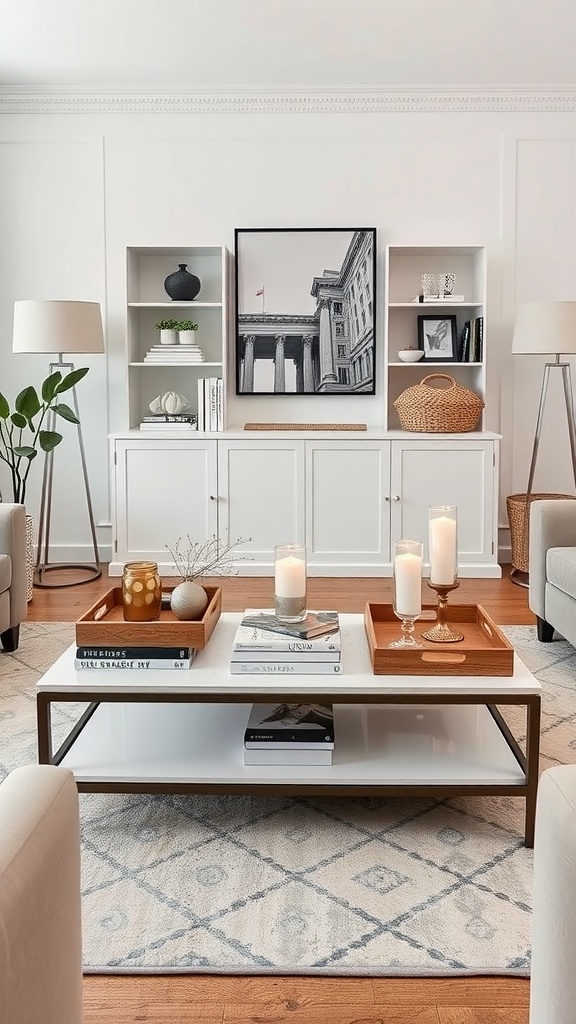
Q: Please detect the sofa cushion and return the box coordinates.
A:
[0,553,11,593]
[546,546,576,599]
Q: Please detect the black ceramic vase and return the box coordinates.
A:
[163,264,201,301]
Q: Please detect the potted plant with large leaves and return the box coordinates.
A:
[0,366,89,597]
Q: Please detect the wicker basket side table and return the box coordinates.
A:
[507,492,576,587]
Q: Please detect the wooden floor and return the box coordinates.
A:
[27,568,534,1024]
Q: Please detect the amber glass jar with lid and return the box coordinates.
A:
[122,561,162,621]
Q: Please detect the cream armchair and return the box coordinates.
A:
[528,498,576,646]
[0,765,83,1024]
[0,502,27,652]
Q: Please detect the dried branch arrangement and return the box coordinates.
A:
[165,534,251,581]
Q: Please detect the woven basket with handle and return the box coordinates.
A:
[394,373,485,432]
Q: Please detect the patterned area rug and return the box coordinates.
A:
[1,621,575,977]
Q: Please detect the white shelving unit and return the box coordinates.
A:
[126,245,230,429]
[385,245,487,430]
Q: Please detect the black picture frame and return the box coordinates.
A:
[234,227,376,395]
[417,315,458,362]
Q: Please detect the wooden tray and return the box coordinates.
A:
[364,602,514,676]
[75,585,222,649]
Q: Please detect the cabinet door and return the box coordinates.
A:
[218,440,305,572]
[390,439,500,577]
[306,441,391,575]
[112,440,218,573]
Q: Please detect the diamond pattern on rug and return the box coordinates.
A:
[0,621,574,976]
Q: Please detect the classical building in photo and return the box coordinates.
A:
[237,230,375,394]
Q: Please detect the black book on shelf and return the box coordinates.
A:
[475,316,484,361]
[458,320,470,362]
[244,702,335,744]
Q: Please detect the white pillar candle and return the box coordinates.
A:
[429,515,457,585]
[394,551,422,617]
[275,555,306,598]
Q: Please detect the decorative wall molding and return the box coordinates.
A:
[1,86,576,115]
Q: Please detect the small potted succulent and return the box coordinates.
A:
[176,319,199,346]
[155,318,179,346]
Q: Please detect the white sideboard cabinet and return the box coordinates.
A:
[110,432,500,577]
[112,439,218,568]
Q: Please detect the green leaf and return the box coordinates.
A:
[53,403,79,424]
[0,393,9,419]
[15,386,41,420]
[55,367,89,393]
[10,412,27,429]
[41,372,63,403]
[39,430,63,452]
[13,446,36,459]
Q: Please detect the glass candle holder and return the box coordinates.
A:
[390,539,423,648]
[423,506,463,643]
[274,543,306,623]
[122,561,162,622]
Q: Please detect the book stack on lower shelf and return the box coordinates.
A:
[230,609,341,675]
[243,702,335,765]
[74,645,196,670]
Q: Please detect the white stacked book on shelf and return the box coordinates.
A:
[197,377,223,431]
[230,609,341,675]
[144,345,205,363]
[243,701,335,765]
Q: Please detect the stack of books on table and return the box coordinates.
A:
[230,609,341,676]
[243,701,335,765]
[74,645,196,670]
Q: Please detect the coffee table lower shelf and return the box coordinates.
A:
[39,700,535,837]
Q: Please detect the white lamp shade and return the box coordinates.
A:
[12,300,105,354]
[512,301,576,355]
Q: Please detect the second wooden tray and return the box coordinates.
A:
[364,602,514,676]
[76,585,222,649]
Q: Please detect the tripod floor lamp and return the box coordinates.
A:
[508,301,576,586]
[12,300,105,588]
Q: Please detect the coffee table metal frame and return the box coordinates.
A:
[36,614,541,847]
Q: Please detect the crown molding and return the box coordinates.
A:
[1,86,576,115]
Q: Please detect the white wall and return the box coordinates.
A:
[1,101,575,562]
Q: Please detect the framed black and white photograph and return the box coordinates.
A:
[417,314,458,362]
[234,227,376,395]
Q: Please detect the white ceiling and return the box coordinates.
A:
[0,0,575,92]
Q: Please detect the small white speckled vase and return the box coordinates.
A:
[170,581,208,621]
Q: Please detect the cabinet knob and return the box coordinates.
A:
[391,494,401,502]
[209,494,217,501]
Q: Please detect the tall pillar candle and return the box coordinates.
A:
[429,508,458,585]
[274,543,307,622]
[394,550,422,617]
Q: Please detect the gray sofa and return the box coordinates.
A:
[529,498,576,646]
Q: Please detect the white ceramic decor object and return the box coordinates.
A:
[149,395,163,414]
[160,392,189,414]
[159,329,178,346]
[398,350,424,363]
[170,581,208,620]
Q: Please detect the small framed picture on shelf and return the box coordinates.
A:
[417,314,458,362]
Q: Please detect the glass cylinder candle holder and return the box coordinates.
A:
[122,561,162,622]
[423,506,463,643]
[274,543,307,623]
[390,539,423,648]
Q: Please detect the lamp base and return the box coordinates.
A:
[33,564,102,589]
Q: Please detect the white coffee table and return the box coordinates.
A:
[36,613,542,846]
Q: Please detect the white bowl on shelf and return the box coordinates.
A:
[398,349,424,363]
